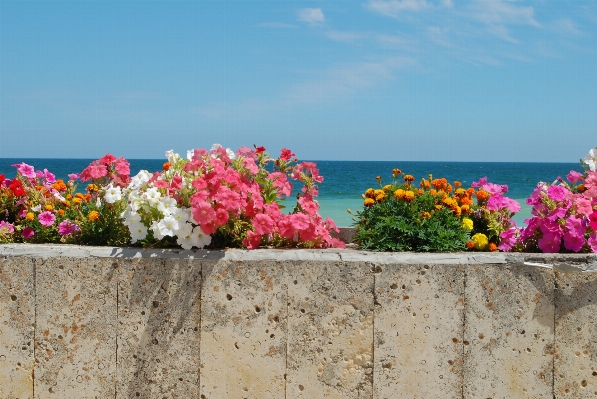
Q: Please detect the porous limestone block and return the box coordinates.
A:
[200,260,287,399]
[286,261,374,399]
[35,257,117,399]
[464,264,554,399]
[374,263,464,399]
[554,270,597,398]
[117,258,202,398]
[0,256,34,399]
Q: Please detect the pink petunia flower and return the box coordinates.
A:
[567,170,584,183]
[38,211,56,226]
[498,228,520,252]
[563,232,585,252]
[0,221,14,233]
[589,212,597,230]
[68,173,81,181]
[575,197,594,216]
[289,213,310,230]
[537,231,562,253]
[13,162,36,178]
[589,233,597,252]
[565,215,586,237]
[22,227,35,239]
[279,148,295,161]
[252,213,274,235]
[242,230,262,249]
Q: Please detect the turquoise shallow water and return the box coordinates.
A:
[0,159,581,227]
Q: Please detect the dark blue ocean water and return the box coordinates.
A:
[0,158,583,226]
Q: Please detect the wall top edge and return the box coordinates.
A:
[1,243,596,271]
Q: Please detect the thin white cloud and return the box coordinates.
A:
[366,0,452,17]
[297,8,325,25]
[257,22,298,29]
[552,18,582,36]
[467,0,540,42]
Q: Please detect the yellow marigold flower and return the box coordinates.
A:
[471,233,489,251]
[460,204,470,213]
[452,206,461,217]
[421,211,431,219]
[364,198,375,207]
[66,194,73,200]
[365,188,375,199]
[383,184,393,192]
[462,218,473,231]
[63,200,71,207]
[435,205,443,211]
[488,242,498,252]
[392,168,402,178]
[73,198,82,205]
[375,176,382,184]
[394,189,405,200]
[26,212,35,221]
[404,190,415,202]
[455,188,466,196]
[87,184,99,193]
[45,204,54,212]
[88,210,100,222]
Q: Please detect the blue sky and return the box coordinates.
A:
[1,0,596,162]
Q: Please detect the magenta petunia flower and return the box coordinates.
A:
[38,211,56,227]
[12,162,36,178]
[22,227,35,239]
[0,221,14,233]
[547,185,567,201]
[57,220,79,236]
[564,232,585,252]
[567,170,584,183]
[537,231,562,253]
[590,212,597,230]
[68,173,80,181]
[589,233,597,253]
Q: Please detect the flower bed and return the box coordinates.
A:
[1,145,596,254]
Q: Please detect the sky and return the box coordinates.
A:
[1,0,596,162]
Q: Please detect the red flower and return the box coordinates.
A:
[254,145,266,154]
[280,148,295,161]
[0,173,4,185]
[9,180,26,197]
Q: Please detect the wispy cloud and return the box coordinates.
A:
[366,0,453,17]
[297,8,325,25]
[468,0,540,43]
[256,22,298,29]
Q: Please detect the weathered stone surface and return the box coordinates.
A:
[0,256,34,399]
[200,260,287,399]
[286,261,374,398]
[374,263,465,399]
[117,258,202,398]
[463,264,555,399]
[34,257,117,399]
[554,271,597,398]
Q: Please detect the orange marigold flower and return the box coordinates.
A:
[460,204,470,213]
[75,193,85,200]
[394,189,405,200]
[375,176,382,184]
[421,211,431,219]
[454,181,462,188]
[466,241,475,249]
[84,194,92,201]
[460,196,473,206]
[429,189,437,196]
[26,212,35,221]
[467,188,475,195]
[364,198,375,207]
[420,179,431,189]
[163,162,171,171]
[452,206,461,217]
[392,168,402,178]
[51,179,67,192]
[365,188,375,199]
[416,189,423,195]
[88,211,100,222]
[383,184,393,192]
[577,184,586,193]
[404,190,415,202]
[36,185,44,191]
[476,190,489,201]
[404,175,415,182]
[375,190,386,202]
[57,209,65,217]
[488,243,498,252]
[446,184,453,193]
[63,200,71,207]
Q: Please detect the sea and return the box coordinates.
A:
[0,158,584,227]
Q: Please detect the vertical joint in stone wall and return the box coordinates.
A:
[461,268,467,399]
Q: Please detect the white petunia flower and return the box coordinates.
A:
[176,223,195,250]
[157,196,178,216]
[32,205,41,212]
[103,184,122,204]
[123,211,142,227]
[150,221,165,240]
[128,222,148,243]
[172,207,191,225]
[144,187,161,206]
[187,149,194,160]
[584,147,597,172]
[128,170,152,191]
[192,226,212,248]
[157,215,179,237]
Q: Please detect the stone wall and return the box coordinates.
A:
[1,244,597,398]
